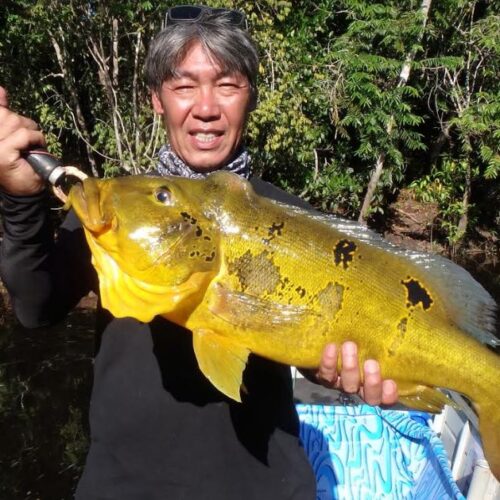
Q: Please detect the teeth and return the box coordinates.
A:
[195,133,217,142]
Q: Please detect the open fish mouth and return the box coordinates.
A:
[67,181,111,234]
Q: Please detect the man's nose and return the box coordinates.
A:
[192,88,221,120]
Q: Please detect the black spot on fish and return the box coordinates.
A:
[195,226,203,237]
[333,240,357,269]
[295,286,306,299]
[262,221,285,245]
[204,236,211,241]
[189,251,196,258]
[402,278,433,310]
[268,222,284,236]
[180,211,197,225]
[280,277,290,290]
[205,251,216,263]
[399,317,408,332]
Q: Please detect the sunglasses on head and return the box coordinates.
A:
[165,5,247,29]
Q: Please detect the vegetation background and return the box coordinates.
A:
[1,0,498,243]
[0,0,498,497]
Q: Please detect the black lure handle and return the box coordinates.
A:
[23,149,66,186]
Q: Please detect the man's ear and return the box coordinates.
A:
[151,91,165,115]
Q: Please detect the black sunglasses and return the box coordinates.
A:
[165,5,247,29]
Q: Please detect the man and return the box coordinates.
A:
[0,7,397,499]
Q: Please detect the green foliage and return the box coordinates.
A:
[301,161,365,216]
[0,0,498,237]
[410,158,478,245]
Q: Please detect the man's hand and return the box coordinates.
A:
[315,342,398,406]
[0,86,46,195]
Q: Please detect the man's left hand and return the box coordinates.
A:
[315,341,398,406]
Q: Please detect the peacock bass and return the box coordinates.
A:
[66,171,500,480]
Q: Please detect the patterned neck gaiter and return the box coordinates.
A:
[156,144,251,179]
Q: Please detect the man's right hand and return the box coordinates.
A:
[0,86,46,195]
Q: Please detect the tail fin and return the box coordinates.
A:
[476,398,500,482]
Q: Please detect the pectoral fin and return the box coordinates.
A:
[192,329,250,402]
[397,383,457,413]
[209,282,318,332]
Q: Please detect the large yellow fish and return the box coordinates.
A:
[67,172,500,480]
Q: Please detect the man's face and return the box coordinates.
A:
[151,42,254,172]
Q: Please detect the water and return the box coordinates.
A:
[0,305,94,499]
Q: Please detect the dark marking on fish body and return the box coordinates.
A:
[315,282,344,318]
[195,226,203,237]
[333,240,357,269]
[402,278,433,310]
[180,211,197,225]
[295,286,307,299]
[227,250,280,294]
[262,221,285,245]
[279,277,291,290]
[268,222,284,236]
[205,251,216,262]
[388,317,408,356]
[399,317,408,332]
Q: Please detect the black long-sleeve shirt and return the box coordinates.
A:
[0,178,316,500]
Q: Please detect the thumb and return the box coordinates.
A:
[0,86,9,108]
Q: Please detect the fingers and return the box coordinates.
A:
[315,341,399,408]
[316,341,361,393]
[381,379,398,406]
[1,127,46,155]
[0,86,8,108]
[359,360,399,406]
[359,359,383,405]
[0,88,46,195]
[339,341,360,393]
[0,107,39,142]
[316,343,339,386]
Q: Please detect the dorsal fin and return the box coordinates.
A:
[273,201,498,348]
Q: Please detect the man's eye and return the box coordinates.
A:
[175,85,194,92]
[154,187,173,205]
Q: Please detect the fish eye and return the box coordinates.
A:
[154,187,173,206]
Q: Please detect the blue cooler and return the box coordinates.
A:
[296,403,464,499]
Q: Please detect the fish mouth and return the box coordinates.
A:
[67,180,110,234]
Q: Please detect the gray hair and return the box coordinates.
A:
[145,11,259,102]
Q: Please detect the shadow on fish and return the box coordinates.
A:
[66,171,500,481]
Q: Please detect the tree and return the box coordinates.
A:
[420,0,499,244]
[358,0,432,223]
